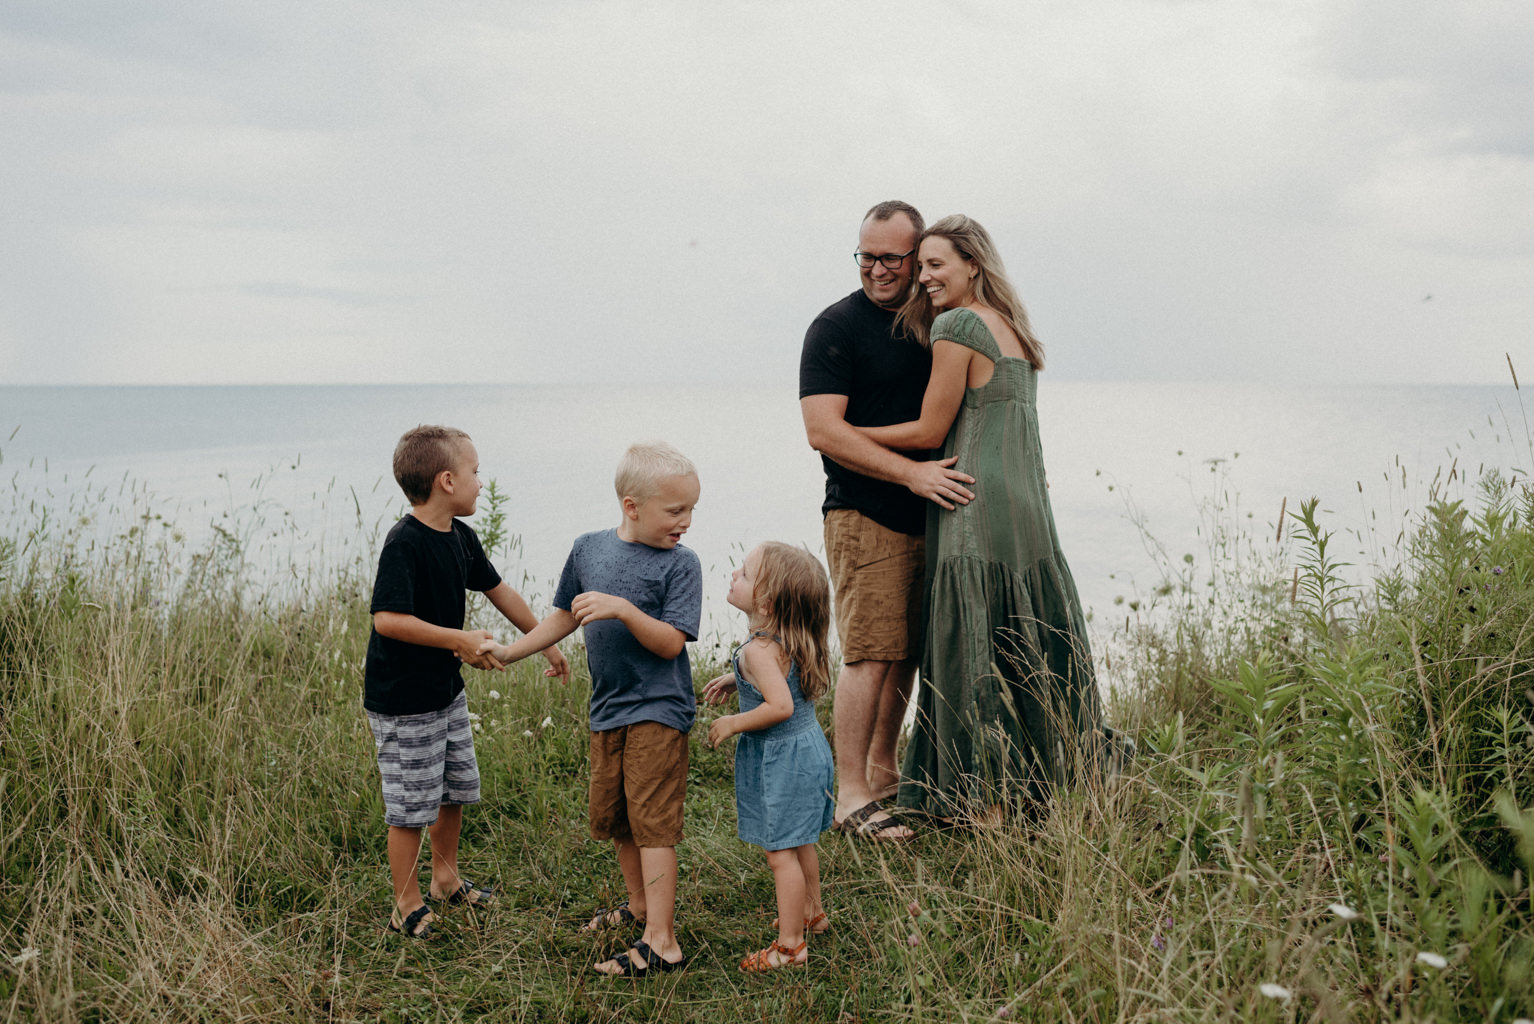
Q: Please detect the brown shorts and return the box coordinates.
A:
[588,721,688,847]
[824,508,925,664]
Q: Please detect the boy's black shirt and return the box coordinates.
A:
[364,514,501,716]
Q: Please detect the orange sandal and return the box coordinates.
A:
[740,938,808,972]
[770,911,830,934]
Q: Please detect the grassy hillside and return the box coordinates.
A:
[2,467,1532,1022]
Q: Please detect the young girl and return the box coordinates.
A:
[704,542,836,971]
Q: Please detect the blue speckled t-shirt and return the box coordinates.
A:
[554,529,702,733]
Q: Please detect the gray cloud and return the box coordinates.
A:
[1,0,1529,385]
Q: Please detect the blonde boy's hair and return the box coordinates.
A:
[751,542,833,702]
[394,425,471,505]
[614,441,697,502]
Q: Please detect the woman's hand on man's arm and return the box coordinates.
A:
[801,392,974,510]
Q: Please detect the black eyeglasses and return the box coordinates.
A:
[853,249,915,270]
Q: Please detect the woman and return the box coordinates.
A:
[858,215,1107,821]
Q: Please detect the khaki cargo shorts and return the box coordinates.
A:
[823,508,924,663]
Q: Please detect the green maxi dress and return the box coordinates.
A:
[897,307,1105,817]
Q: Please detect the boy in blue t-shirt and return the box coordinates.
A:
[483,440,702,977]
[365,425,569,939]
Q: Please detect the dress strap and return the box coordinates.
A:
[748,629,783,647]
[931,307,1003,362]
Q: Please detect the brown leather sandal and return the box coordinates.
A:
[739,938,808,972]
[770,911,830,934]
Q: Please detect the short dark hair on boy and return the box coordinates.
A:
[393,425,471,505]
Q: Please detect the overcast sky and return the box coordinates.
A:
[2,0,1530,386]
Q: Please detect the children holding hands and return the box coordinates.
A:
[371,430,842,975]
[364,426,568,939]
[703,542,836,971]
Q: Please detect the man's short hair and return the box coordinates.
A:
[393,425,471,505]
[863,200,924,236]
[615,441,697,502]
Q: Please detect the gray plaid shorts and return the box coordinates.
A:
[366,690,481,827]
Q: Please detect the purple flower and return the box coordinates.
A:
[1492,566,1505,576]
[1151,934,1165,951]
[907,933,920,947]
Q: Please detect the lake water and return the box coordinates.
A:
[2,382,1527,648]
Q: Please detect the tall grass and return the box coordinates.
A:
[3,438,1533,1021]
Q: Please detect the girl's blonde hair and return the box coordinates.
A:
[895,214,1045,369]
[751,542,833,702]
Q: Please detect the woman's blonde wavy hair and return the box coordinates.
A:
[895,214,1045,370]
[749,542,833,702]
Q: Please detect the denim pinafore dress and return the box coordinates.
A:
[730,633,835,851]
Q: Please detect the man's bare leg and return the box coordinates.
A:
[867,659,916,801]
[832,659,889,823]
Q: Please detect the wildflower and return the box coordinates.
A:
[1151,934,1165,951]
[1259,983,1292,1002]
[907,900,921,917]
[1511,1018,1531,1024]
[472,722,482,733]
[540,716,553,729]
[1163,916,1174,929]
[522,729,534,737]
[907,933,920,947]
[1493,566,1505,576]
[468,711,481,722]
[10,947,39,966]
[487,690,501,700]
[997,1005,1012,1019]
[1329,903,1360,921]
[1415,951,1447,969]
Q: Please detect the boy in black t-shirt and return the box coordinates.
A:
[364,425,569,939]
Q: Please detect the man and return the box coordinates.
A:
[799,200,975,838]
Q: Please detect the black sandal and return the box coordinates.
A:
[428,878,494,908]
[597,940,688,977]
[584,899,645,931]
[387,904,434,939]
[836,801,882,833]
[840,802,913,841]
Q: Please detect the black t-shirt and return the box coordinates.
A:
[363,515,502,716]
[799,290,934,536]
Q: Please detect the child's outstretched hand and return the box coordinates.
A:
[475,638,515,665]
[701,671,737,707]
[458,630,505,671]
[541,646,571,684]
[707,714,737,749]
